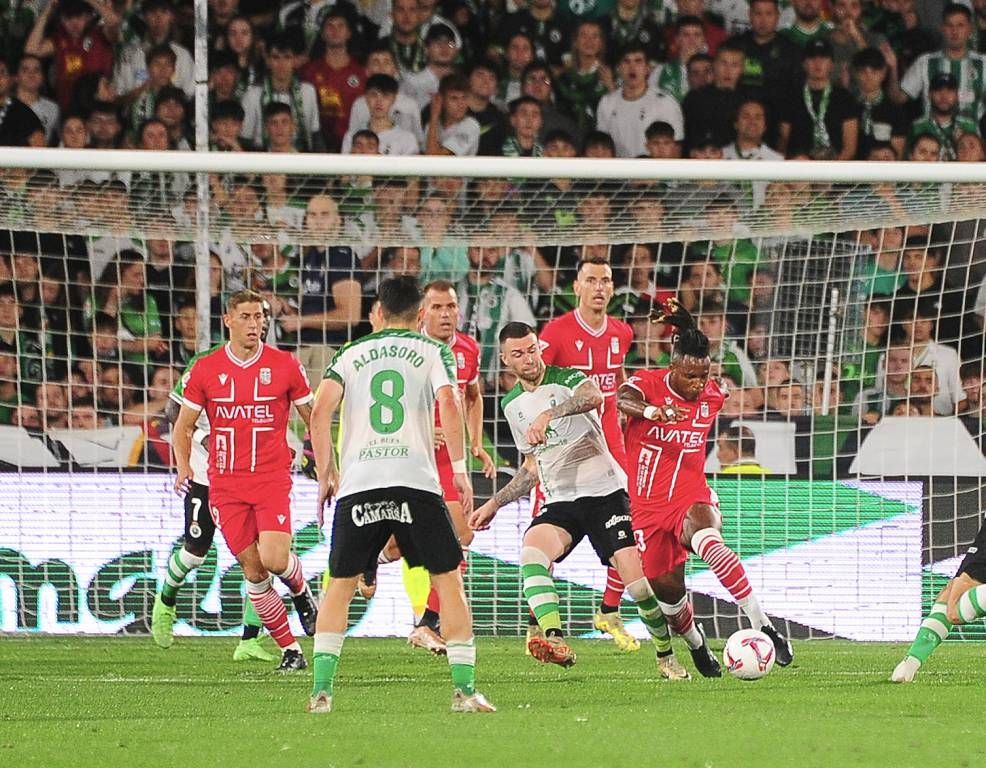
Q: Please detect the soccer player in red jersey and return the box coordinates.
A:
[173,289,319,671]
[539,256,638,651]
[618,299,793,674]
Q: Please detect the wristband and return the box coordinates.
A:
[643,405,659,421]
[451,459,468,474]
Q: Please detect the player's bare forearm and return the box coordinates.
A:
[437,386,467,463]
[617,384,648,419]
[295,402,313,428]
[491,456,538,509]
[311,379,343,481]
[165,398,180,427]
[545,379,603,420]
[172,405,200,468]
[464,381,484,451]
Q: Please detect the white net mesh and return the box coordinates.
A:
[1,153,984,642]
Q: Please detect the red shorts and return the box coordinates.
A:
[631,488,719,580]
[435,443,459,502]
[209,476,293,556]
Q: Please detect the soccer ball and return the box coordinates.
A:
[723,629,776,680]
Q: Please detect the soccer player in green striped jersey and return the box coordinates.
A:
[469,322,690,680]
[892,518,986,682]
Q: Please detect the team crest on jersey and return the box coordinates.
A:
[219,373,228,385]
[700,402,709,417]
[610,337,619,353]
[347,74,361,88]
[575,339,584,351]
[260,368,271,385]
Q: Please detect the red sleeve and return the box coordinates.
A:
[539,323,558,364]
[625,370,658,402]
[286,355,314,405]
[182,358,207,410]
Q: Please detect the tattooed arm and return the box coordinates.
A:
[469,454,539,531]
[526,379,604,445]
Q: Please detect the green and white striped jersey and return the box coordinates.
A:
[901,51,986,120]
[501,366,626,505]
[325,329,456,498]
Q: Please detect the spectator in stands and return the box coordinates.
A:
[521,61,577,144]
[767,378,809,417]
[554,20,613,138]
[400,23,459,111]
[852,47,907,159]
[300,7,366,152]
[733,0,801,96]
[606,0,664,61]
[456,243,537,383]
[0,281,43,395]
[115,0,193,111]
[25,0,118,113]
[498,0,570,71]
[683,41,749,148]
[723,98,781,160]
[842,298,891,401]
[122,364,173,423]
[466,59,507,156]
[758,358,792,387]
[348,43,424,146]
[893,297,966,414]
[678,258,748,334]
[280,194,362,384]
[86,101,123,149]
[856,342,911,423]
[0,57,43,146]
[697,298,758,385]
[675,0,727,54]
[263,101,303,154]
[96,363,134,426]
[598,43,684,157]
[716,425,770,474]
[581,129,616,157]
[89,313,121,364]
[686,127,724,160]
[382,0,427,77]
[905,364,937,416]
[650,16,706,103]
[908,72,980,161]
[0,351,19,424]
[241,32,322,152]
[15,54,59,144]
[34,380,69,429]
[812,374,844,415]
[222,15,264,94]
[782,0,832,48]
[645,120,681,159]
[342,74,419,155]
[626,313,671,370]
[694,196,761,305]
[959,360,982,414]
[59,113,88,150]
[208,49,242,114]
[718,379,766,416]
[830,0,886,86]
[122,44,181,144]
[496,32,536,110]
[425,74,480,156]
[170,302,197,367]
[501,96,544,156]
[893,4,985,122]
[154,86,191,149]
[417,193,469,283]
[209,99,245,151]
[895,241,967,347]
[778,38,859,160]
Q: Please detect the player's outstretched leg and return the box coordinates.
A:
[234,597,275,662]
[520,546,576,668]
[153,546,204,648]
[431,569,495,712]
[688,519,793,667]
[594,568,639,652]
[656,592,721,678]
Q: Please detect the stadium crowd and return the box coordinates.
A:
[1,0,986,473]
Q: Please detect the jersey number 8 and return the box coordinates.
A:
[369,369,406,434]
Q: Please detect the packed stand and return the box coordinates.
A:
[0,0,985,475]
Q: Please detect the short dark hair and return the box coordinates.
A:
[498,321,537,344]
[645,121,676,141]
[263,101,293,122]
[146,43,177,67]
[508,95,541,115]
[268,31,301,55]
[943,2,972,22]
[211,99,245,123]
[676,15,704,31]
[851,47,887,71]
[439,73,470,95]
[352,128,379,146]
[618,42,649,62]
[716,41,745,58]
[366,73,399,94]
[577,255,611,273]
[0,281,15,300]
[721,425,757,457]
[960,361,982,380]
[155,85,185,108]
[582,130,615,155]
[378,275,422,320]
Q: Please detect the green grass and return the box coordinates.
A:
[1,636,983,768]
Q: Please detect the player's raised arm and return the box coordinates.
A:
[526,377,603,446]
[311,377,344,524]
[437,384,473,517]
[172,403,202,495]
[469,453,539,531]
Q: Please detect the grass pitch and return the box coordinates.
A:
[1,636,982,768]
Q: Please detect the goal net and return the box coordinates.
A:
[0,149,983,643]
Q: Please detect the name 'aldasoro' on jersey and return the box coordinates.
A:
[325,328,457,499]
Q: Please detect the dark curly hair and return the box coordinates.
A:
[655,298,710,360]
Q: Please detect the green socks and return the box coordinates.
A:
[447,638,477,695]
[521,547,562,632]
[312,632,345,696]
[906,601,951,664]
[160,547,205,606]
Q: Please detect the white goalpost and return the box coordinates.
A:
[0,148,983,642]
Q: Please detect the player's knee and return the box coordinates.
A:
[458,528,475,548]
[260,551,289,575]
[649,575,685,604]
[184,538,211,559]
[520,545,551,569]
[242,563,270,584]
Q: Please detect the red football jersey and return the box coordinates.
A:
[432,331,480,426]
[181,343,313,484]
[623,369,725,511]
[540,310,634,466]
[299,59,366,148]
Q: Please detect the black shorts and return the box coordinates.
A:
[957,518,986,583]
[529,490,634,567]
[329,487,462,578]
[184,481,216,552]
